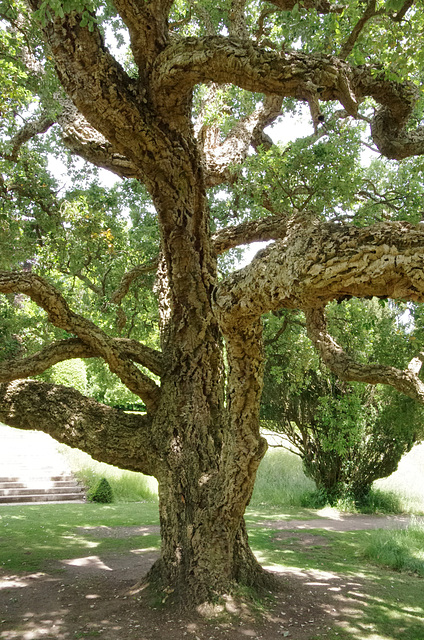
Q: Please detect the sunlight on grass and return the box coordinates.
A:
[362,518,424,576]
[250,446,315,507]
[58,444,159,502]
[374,443,424,514]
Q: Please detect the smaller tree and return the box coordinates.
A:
[261,299,424,503]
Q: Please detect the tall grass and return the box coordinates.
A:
[250,446,315,507]
[374,442,424,514]
[362,518,424,576]
[58,444,158,502]
[59,436,424,513]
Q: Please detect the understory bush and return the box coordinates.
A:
[88,477,114,503]
[300,487,404,514]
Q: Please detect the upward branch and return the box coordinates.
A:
[27,1,175,187]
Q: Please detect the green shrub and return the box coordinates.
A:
[88,477,114,503]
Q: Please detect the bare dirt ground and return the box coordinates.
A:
[0,515,420,640]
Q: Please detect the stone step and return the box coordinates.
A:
[0,493,85,504]
[0,485,84,497]
[0,474,77,482]
[0,481,27,489]
[0,424,85,504]
[0,476,79,489]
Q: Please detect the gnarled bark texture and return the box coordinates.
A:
[1,0,424,605]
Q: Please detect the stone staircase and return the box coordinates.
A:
[0,424,85,504]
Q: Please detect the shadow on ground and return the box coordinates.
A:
[0,523,423,640]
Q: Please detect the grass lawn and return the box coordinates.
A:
[1,435,423,638]
[248,522,424,640]
[1,501,423,640]
[0,502,160,573]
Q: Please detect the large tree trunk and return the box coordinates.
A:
[132,136,269,602]
[149,470,269,603]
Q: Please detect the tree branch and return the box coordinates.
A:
[212,213,292,253]
[200,96,283,187]
[4,113,55,162]
[339,1,382,60]
[392,0,415,23]
[152,37,360,123]
[0,380,159,476]
[110,259,159,305]
[27,1,174,187]
[0,338,97,382]
[57,97,144,181]
[304,306,424,404]
[112,0,170,76]
[0,271,161,411]
[152,35,424,161]
[214,218,424,331]
[0,336,163,382]
[228,0,249,39]
[267,0,344,13]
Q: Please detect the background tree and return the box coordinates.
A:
[2,0,424,606]
[261,300,424,504]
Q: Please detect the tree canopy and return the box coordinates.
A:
[1,0,424,605]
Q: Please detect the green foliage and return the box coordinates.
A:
[261,299,424,503]
[300,487,404,514]
[88,477,114,503]
[50,358,87,394]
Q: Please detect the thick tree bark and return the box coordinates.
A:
[0,380,157,475]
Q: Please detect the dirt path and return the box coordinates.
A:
[254,513,424,532]
[0,515,421,640]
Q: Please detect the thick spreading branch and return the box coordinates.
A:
[0,380,158,475]
[0,336,163,382]
[305,306,424,404]
[152,37,360,122]
[0,271,161,411]
[153,36,424,161]
[214,219,424,331]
